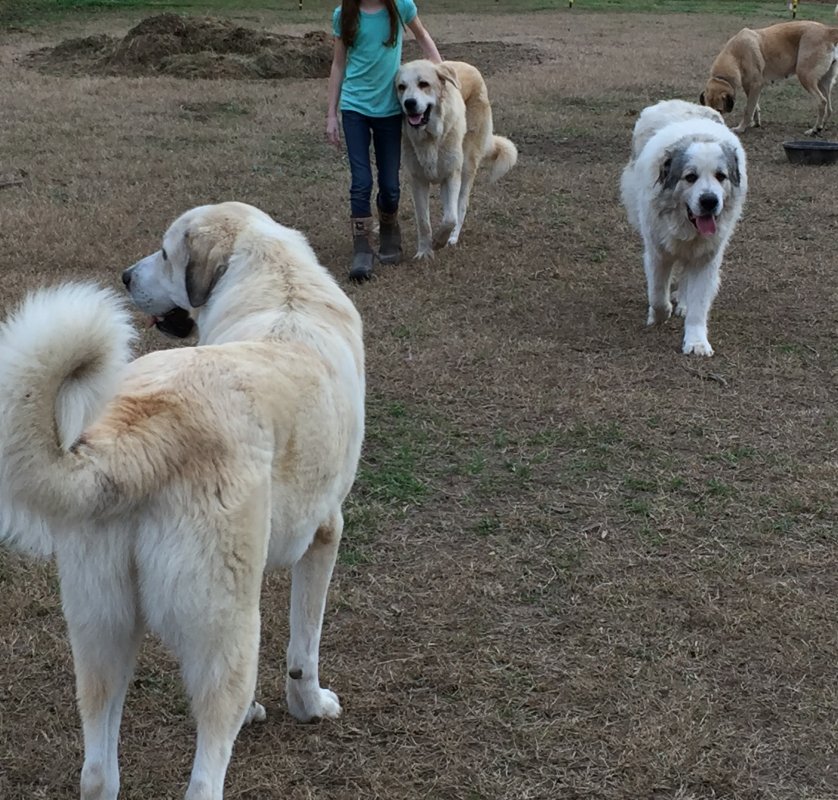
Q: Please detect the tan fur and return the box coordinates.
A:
[397,59,517,259]
[701,21,838,134]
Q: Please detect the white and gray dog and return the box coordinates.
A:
[621,99,747,356]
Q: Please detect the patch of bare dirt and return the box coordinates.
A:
[404,38,544,77]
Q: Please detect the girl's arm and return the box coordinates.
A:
[407,16,442,64]
[326,37,347,149]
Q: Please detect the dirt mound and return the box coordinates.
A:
[21,13,333,80]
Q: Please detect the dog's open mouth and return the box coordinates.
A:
[688,207,718,237]
[406,106,432,128]
[148,307,195,339]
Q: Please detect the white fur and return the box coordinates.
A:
[621,101,748,356]
[0,203,365,800]
[629,99,724,160]
[0,284,135,539]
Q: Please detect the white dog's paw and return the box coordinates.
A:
[413,247,433,260]
[647,303,672,326]
[804,126,822,137]
[674,302,687,318]
[432,222,455,250]
[683,339,714,357]
[286,682,342,723]
[243,700,266,725]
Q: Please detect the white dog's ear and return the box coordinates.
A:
[435,63,460,90]
[657,146,686,191]
[722,143,742,187]
[184,229,229,308]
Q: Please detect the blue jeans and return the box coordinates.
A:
[342,110,402,218]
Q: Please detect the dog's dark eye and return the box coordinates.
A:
[397,83,406,92]
[684,174,698,184]
[161,248,168,261]
[715,172,727,182]
[418,80,430,89]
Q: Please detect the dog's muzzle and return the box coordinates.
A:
[404,103,432,129]
[687,203,719,237]
[150,307,195,339]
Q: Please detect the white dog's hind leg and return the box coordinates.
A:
[680,259,721,356]
[433,173,462,250]
[286,512,343,723]
[182,606,261,800]
[411,180,433,259]
[644,247,674,325]
[59,535,142,800]
[72,619,143,800]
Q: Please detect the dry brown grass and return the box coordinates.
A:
[0,7,836,800]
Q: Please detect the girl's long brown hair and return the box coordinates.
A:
[339,0,400,49]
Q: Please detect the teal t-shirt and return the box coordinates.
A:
[333,0,418,117]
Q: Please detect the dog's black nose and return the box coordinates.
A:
[699,193,719,213]
[121,269,132,289]
[403,97,418,112]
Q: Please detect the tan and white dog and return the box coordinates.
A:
[0,202,365,800]
[396,59,517,259]
[621,101,747,356]
[700,21,838,134]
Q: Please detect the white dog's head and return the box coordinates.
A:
[121,202,257,338]
[657,137,743,237]
[396,60,460,130]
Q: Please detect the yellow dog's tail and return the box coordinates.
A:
[487,135,518,183]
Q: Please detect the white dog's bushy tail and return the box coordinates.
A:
[0,283,134,555]
[487,135,518,182]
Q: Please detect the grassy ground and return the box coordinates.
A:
[0,3,837,800]
[5,0,838,28]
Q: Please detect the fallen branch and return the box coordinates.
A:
[681,364,729,387]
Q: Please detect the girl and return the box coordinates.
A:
[326,0,442,281]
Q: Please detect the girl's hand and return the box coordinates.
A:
[326,115,341,150]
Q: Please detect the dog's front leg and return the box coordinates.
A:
[285,512,343,723]
[433,170,462,250]
[680,257,722,356]
[411,179,433,259]
[643,245,674,326]
[733,86,761,133]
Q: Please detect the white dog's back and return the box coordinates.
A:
[629,99,724,161]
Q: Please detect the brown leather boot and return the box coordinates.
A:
[349,216,374,282]
[378,209,403,265]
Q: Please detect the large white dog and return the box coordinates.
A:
[0,202,365,800]
[397,59,517,259]
[621,100,748,356]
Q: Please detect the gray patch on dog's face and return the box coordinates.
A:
[658,144,690,192]
[722,143,741,187]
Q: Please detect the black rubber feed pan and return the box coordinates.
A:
[783,140,838,165]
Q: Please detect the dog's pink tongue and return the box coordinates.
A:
[408,113,424,126]
[696,215,717,236]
